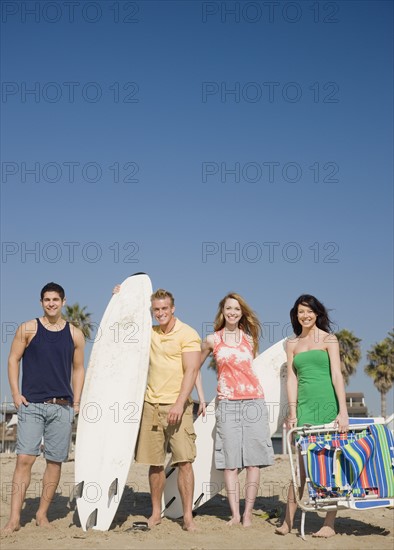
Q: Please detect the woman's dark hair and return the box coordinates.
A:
[290,294,333,336]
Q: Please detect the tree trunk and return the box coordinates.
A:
[380,390,387,418]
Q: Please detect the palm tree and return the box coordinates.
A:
[63,303,93,339]
[335,329,362,385]
[207,356,217,371]
[364,331,394,417]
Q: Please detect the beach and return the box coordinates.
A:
[1,453,393,550]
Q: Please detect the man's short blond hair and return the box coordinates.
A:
[151,289,175,306]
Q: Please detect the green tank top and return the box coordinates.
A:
[293,349,339,426]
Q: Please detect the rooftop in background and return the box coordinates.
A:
[346,392,368,418]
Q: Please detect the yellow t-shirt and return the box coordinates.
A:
[145,319,201,404]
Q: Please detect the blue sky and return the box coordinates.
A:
[1,0,393,416]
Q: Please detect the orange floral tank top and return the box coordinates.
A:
[213,329,264,400]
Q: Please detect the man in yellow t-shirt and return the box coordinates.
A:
[135,289,201,531]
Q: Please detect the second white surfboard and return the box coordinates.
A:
[162,338,288,519]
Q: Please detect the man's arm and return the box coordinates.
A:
[71,326,85,414]
[167,350,201,425]
[8,323,30,408]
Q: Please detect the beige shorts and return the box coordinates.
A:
[135,400,196,466]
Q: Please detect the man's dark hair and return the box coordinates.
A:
[40,282,65,301]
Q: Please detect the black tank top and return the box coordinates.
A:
[22,318,75,402]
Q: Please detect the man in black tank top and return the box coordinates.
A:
[1,283,85,534]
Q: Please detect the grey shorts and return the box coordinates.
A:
[17,402,74,462]
[215,399,274,470]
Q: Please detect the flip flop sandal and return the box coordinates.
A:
[130,521,150,532]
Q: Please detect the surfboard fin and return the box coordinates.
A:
[108,478,118,505]
[86,508,98,530]
[68,481,84,509]
[165,467,176,479]
[161,496,176,516]
[193,493,204,508]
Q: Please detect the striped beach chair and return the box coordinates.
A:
[287,416,394,538]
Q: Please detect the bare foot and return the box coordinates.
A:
[242,514,253,528]
[182,518,198,532]
[312,526,336,538]
[1,521,21,536]
[227,516,241,526]
[147,515,161,529]
[275,523,291,536]
[35,514,53,528]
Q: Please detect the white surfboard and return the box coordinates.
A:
[252,338,288,436]
[162,338,288,519]
[74,273,152,531]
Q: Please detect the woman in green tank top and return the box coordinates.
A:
[275,295,348,539]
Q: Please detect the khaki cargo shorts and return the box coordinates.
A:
[135,400,196,466]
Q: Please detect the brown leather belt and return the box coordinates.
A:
[43,398,71,405]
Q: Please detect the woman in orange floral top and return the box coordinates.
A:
[200,293,274,527]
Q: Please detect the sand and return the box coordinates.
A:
[1,453,393,550]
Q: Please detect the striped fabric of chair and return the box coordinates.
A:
[340,433,376,495]
[368,424,394,498]
[303,430,379,499]
[302,424,394,501]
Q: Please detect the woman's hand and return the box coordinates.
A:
[112,284,121,294]
[286,416,297,431]
[197,401,207,417]
[335,410,349,432]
